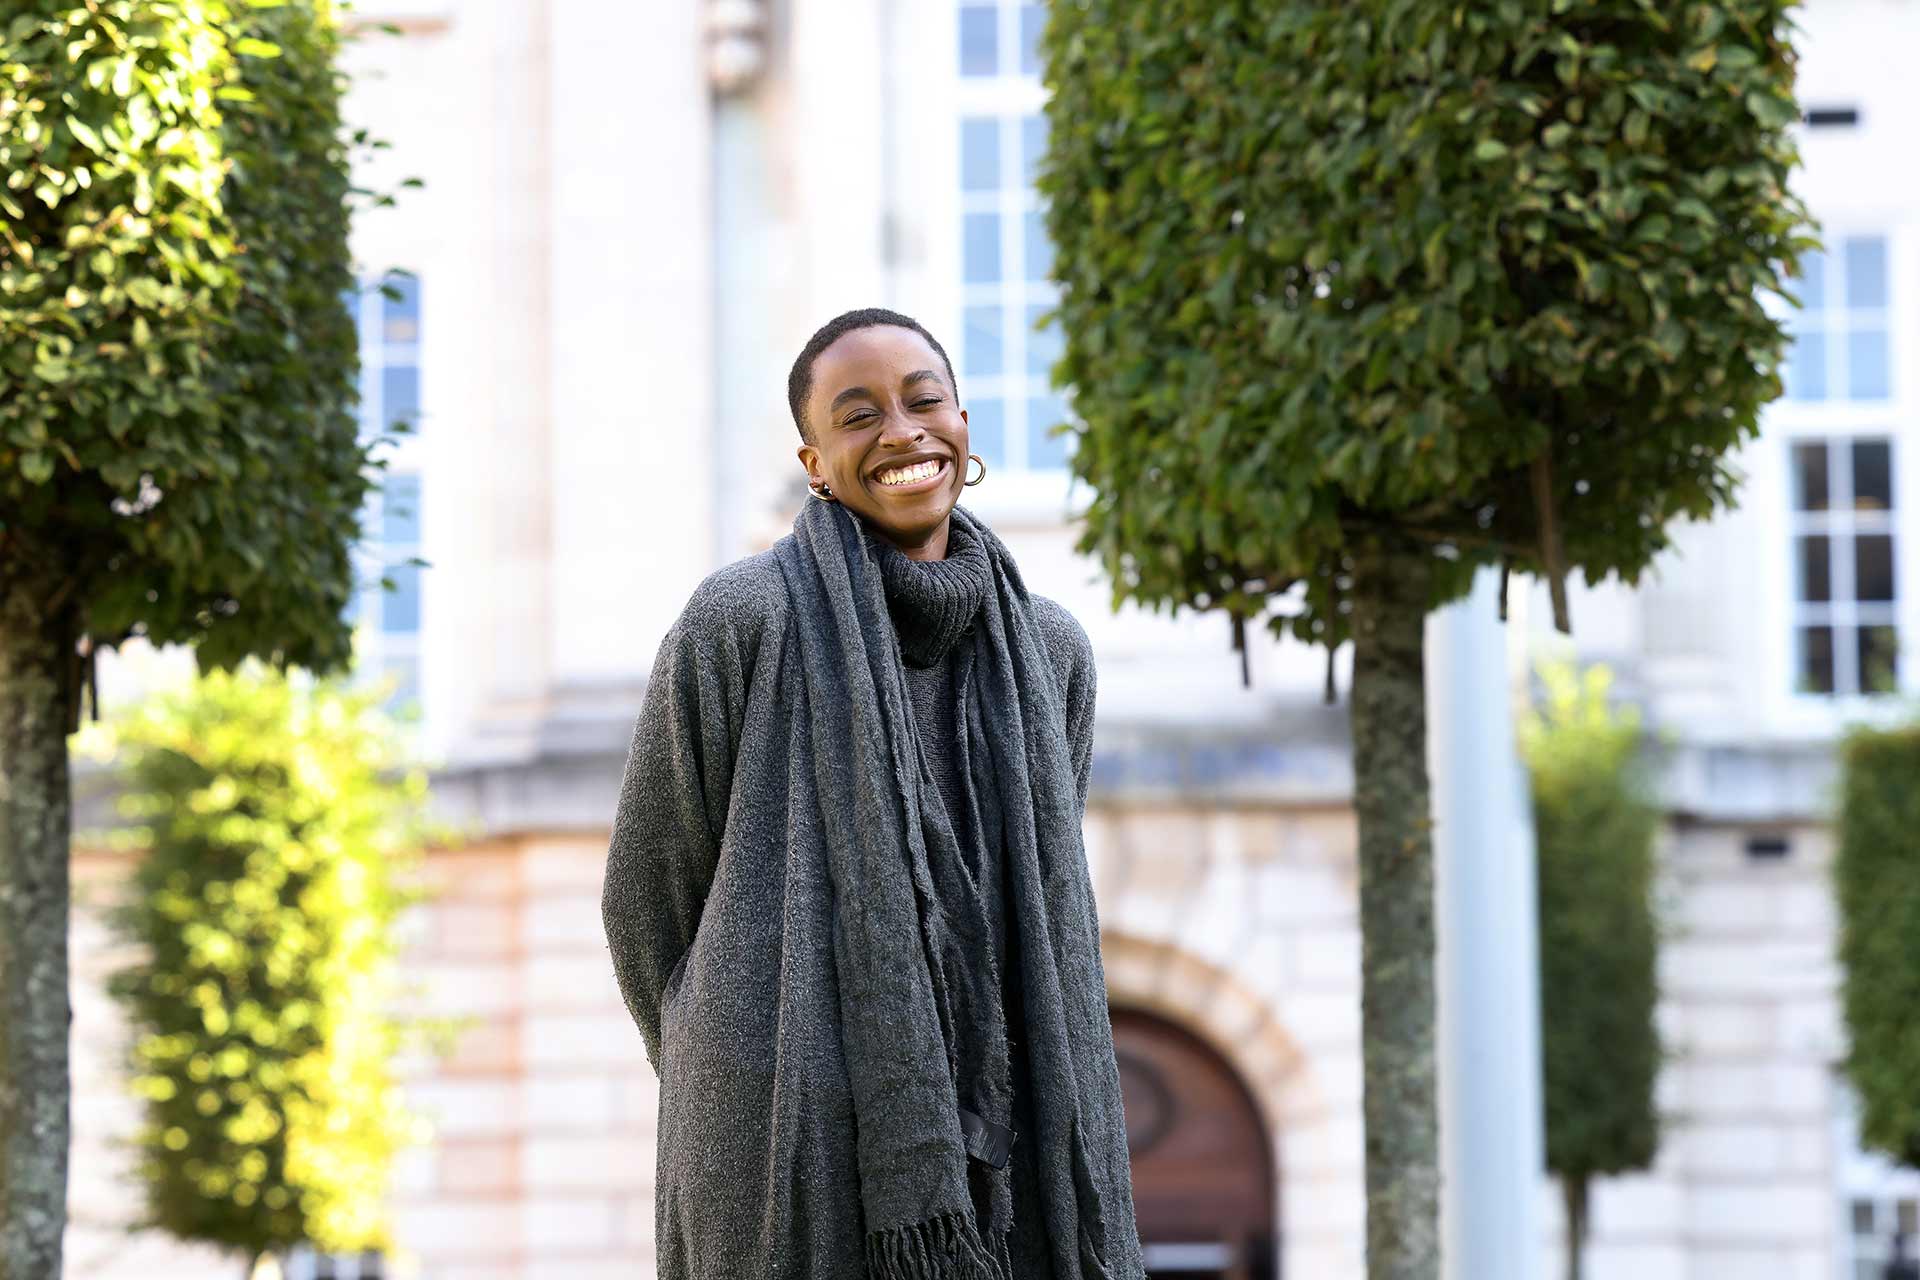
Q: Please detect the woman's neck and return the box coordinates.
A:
[875,515,950,562]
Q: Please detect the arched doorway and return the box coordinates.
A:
[1112,1007,1278,1280]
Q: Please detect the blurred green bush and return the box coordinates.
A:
[92,658,463,1267]
[1520,659,1661,1280]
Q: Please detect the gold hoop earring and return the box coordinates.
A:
[964,453,986,487]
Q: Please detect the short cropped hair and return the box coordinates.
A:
[787,307,959,442]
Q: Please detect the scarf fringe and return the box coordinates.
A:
[865,1208,1012,1280]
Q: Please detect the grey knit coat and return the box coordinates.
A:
[600,503,1145,1279]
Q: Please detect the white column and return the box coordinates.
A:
[547,1,714,690]
[788,0,887,319]
[1429,562,1546,1280]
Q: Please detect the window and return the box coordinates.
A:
[1788,436,1899,696]
[1783,235,1891,403]
[344,272,425,721]
[280,1245,388,1280]
[955,1,1071,474]
[1837,1078,1920,1280]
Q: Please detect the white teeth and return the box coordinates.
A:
[878,459,941,486]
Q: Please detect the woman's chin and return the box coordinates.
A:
[852,496,955,545]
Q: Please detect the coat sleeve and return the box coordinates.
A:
[600,570,763,1073]
[1033,594,1099,816]
[1064,616,1098,818]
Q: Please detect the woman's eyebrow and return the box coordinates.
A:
[829,371,942,414]
[829,385,875,414]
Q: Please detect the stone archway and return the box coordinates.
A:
[1112,1007,1279,1280]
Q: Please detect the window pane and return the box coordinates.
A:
[1798,534,1831,603]
[381,473,421,543]
[1784,328,1827,400]
[382,365,420,427]
[959,6,997,76]
[1027,303,1062,377]
[1844,236,1887,309]
[961,117,999,192]
[1022,114,1048,187]
[382,275,420,344]
[382,655,421,717]
[1854,1198,1876,1236]
[1793,441,1829,511]
[381,559,421,634]
[1860,626,1900,695]
[1855,440,1893,511]
[1798,248,1827,311]
[1847,328,1889,400]
[1027,394,1071,469]
[964,305,1003,377]
[1020,3,1044,76]
[1024,210,1054,282]
[1798,625,1835,694]
[1856,534,1895,602]
[967,396,1006,469]
[963,213,1002,283]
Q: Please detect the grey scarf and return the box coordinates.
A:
[776,497,1123,1280]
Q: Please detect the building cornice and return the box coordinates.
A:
[71,703,1853,846]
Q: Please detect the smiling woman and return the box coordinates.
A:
[601,307,1146,1279]
[791,309,984,561]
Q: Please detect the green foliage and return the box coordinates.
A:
[86,658,464,1260]
[1834,719,1920,1168]
[0,0,384,680]
[1518,660,1661,1190]
[1038,0,1816,653]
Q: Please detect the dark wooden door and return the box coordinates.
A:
[1112,1008,1278,1280]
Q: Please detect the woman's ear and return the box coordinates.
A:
[796,441,821,487]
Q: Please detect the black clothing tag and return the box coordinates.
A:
[958,1104,1017,1170]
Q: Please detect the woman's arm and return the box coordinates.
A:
[600,564,768,1072]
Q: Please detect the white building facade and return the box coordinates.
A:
[63,2,1920,1279]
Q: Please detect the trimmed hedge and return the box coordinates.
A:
[1835,719,1920,1167]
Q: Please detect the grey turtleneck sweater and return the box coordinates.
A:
[866,519,1059,1280]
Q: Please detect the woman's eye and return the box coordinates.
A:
[913,398,942,408]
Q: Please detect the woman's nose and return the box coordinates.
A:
[877,412,924,443]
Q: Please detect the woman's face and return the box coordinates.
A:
[796,325,970,558]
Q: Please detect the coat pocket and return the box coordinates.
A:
[660,942,695,1064]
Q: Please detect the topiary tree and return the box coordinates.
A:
[1518,659,1662,1280]
[1039,3,1813,1274]
[83,658,463,1277]
[0,2,403,1273]
[1834,719,1920,1171]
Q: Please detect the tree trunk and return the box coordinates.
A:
[1563,1176,1589,1280]
[1347,535,1440,1280]
[0,570,77,1280]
